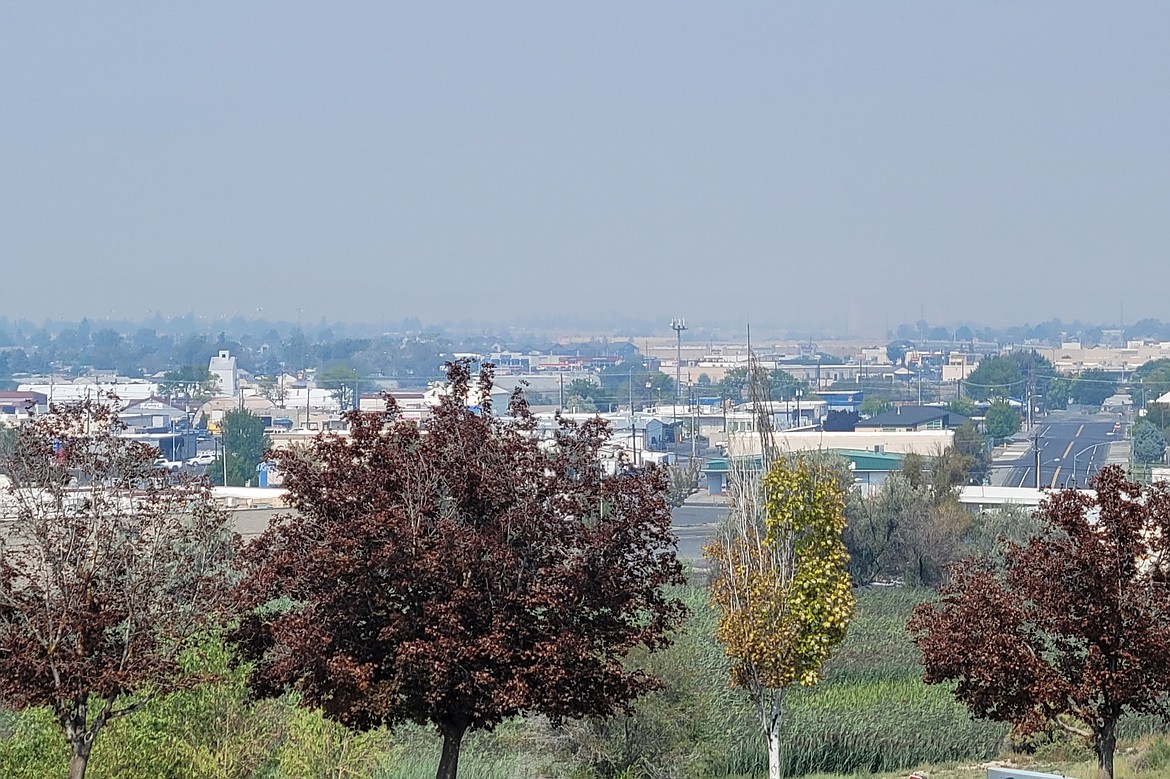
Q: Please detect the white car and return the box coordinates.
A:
[187,453,216,467]
[154,457,184,472]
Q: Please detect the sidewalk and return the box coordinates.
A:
[1106,440,1130,469]
[683,491,728,506]
[990,439,1032,487]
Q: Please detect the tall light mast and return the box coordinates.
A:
[670,318,688,460]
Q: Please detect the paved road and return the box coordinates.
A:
[5,500,730,564]
[994,412,1123,489]
[671,499,727,563]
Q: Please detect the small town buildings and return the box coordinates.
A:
[17,378,158,404]
[197,395,277,430]
[699,447,905,495]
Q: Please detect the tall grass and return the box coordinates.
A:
[556,585,1008,778]
[694,587,1007,778]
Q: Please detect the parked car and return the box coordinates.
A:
[154,457,184,472]
[187,453,216,467]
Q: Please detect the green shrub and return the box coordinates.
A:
[0,707,61,779]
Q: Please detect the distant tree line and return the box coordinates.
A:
[893,316,1170,346]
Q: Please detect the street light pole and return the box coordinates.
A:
[670,318,688,462]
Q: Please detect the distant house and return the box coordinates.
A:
[817,390,864,413]
[1101,394,1132,414]
[856,406,971,432]
[120,397,189,432]
[360,390,434,423]
[197,395,277,430]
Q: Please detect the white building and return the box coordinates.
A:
[208,350,239,397]
[18,379,158,404]
[726,429,954,458]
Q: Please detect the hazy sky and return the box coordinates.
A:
[3,3,1167,336]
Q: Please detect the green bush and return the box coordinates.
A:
[0,636,534,779]
[0,707,60,779]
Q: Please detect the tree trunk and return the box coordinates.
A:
[1095,718,1117,779]
[754,687,784,779]
[435,720,468,779]
[68,739,93,779]
[767,716,782,779]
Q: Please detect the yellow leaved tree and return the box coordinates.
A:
[705,453,854,779]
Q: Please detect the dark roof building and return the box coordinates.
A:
[855,406,971,432]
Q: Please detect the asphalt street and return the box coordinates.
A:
[993,411,1124,489]
[670,499,727,564]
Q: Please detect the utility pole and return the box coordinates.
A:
[690,383,697,460]
[1025,364,1033,431]
[629,367,636,466]
[670,318,688,462]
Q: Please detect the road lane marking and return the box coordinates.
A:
[1062,440,1075,460]
[1076,423,1084,437]
[1050,466,1061,489]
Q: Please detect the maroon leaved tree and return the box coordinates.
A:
[234,361,687,779]
[909,465,1170,779]
[0,396,240,779]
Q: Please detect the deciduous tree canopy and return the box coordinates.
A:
[962,355,1023,401]
[1068,367,1116,407]
[0,397,239,779]
[211,409,270,487]
[910,467,1170,779]
[984,400,1021,442]
[705,453,853,779]
[234,362,686,779]
[1132,420,1166,464]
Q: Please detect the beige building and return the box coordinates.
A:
[1030,341,1170,374]
[941,352,979,383]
